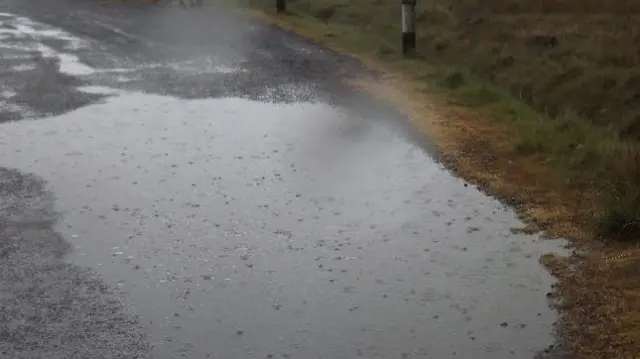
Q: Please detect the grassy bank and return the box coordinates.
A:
[209,0,640,358]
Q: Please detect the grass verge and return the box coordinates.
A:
[207,1,640,357]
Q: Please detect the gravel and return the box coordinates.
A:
[0,168,150,359]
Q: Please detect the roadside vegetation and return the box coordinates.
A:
[205,0,640,357]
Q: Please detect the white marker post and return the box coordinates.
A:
[276,0,285,13]
[401,0,416,55]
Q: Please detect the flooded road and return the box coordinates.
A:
[0,1,565,358]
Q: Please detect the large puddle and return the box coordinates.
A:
[0,86,566,359]
[0,6,570,359]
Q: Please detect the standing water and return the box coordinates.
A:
[0,5,567,359]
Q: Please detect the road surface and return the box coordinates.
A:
[0,1,566,358]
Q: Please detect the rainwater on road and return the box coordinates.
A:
[0,1,566,358]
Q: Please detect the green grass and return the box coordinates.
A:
[222,0,640,243]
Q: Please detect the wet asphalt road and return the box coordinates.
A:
[0,1,566,358]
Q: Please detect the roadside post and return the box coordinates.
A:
[401,0,417,55]
[277,0,285,13]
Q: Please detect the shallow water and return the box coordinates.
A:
[0,87,566,359]
[0,5,567,359]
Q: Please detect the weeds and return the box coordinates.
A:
[599,148,640,242]
[437,69,465,89]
